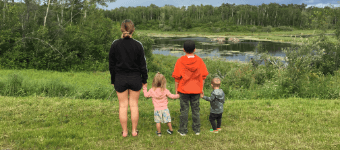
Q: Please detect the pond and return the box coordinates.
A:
[151,36,292,62]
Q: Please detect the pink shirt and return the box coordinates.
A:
[143,86,180,110]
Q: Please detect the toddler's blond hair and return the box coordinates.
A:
[152,72,167,92]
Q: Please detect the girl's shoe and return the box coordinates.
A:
[167,129,173,135]
[217,128,222,131]
[156,131,161,136]
[122,131,128,137]
[132,130,139,137]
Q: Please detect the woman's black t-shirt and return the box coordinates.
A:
[109,37,148,84]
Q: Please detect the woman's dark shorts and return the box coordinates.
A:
[114,72,143,93]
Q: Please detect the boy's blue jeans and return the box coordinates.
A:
[178,92,201,134]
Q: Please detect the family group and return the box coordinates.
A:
[109,19,226,137]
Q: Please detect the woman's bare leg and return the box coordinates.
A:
[117,90,129,135]
[128,89,140,135]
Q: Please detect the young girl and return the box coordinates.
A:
[143,72,180,136]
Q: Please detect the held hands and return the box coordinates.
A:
[200,90,204,98]
[175,94,180,99]
[142,83,147,88]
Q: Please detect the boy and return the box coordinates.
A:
[172,40,209,136]
[200,77,225,133]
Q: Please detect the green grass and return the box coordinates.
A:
[0,69,114,100]
[0,96,339,149]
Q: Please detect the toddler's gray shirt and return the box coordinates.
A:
[202,89,225,114]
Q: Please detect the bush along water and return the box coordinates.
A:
[249,31,340,99]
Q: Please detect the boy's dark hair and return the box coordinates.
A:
[183,40,195,54]
[211,77,221,88]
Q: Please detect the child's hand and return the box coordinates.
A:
[175,94,180,99]
[200,91,204,98]
[143,83,147,88]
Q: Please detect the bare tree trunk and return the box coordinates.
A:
[2,0,6,22]
[71,11,73,24]
[44,0,51,27]
[57,14,60,25]
[34,11,36,22]
[275,10,277,27]
[240,14,242,25]
[70,0,75,24]
[199,8,200,20]
[232,8,233,17]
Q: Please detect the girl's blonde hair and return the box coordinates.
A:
[152,72,167,92]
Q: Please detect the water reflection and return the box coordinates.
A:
[152,37,292,62]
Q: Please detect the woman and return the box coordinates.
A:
[109,19,148,137]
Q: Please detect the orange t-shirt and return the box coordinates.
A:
[172,54,209,94]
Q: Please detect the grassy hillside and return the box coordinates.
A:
[0,96,339,149]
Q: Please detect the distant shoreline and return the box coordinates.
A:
[137,30,337,46]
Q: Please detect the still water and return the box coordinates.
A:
[151,36,292,62]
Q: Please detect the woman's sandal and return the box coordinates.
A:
[122,131,128,137]
[132,130,139,137]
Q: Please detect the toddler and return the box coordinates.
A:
[200,77,225,133]
[143,72,180,136]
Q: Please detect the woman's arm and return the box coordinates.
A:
[139,44,148,84]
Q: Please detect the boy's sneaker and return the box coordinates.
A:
[195,132,200,135]
[217,128,222,131]
[177,131,186,136]
[167,129,173,135]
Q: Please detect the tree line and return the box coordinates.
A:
[103,3,340,31]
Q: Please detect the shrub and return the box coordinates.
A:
[211,27,221,33]
[313,36,340,75]
[262,26,272,32]
[3,73,24,96]
[225,66,252,89]
[277,26,293,31]
[335,24,340,40]
[0,81,4,95]
[39,78,74,97]
[250,26,257,33]
[162,25,172,31]
[158,24,164,29]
